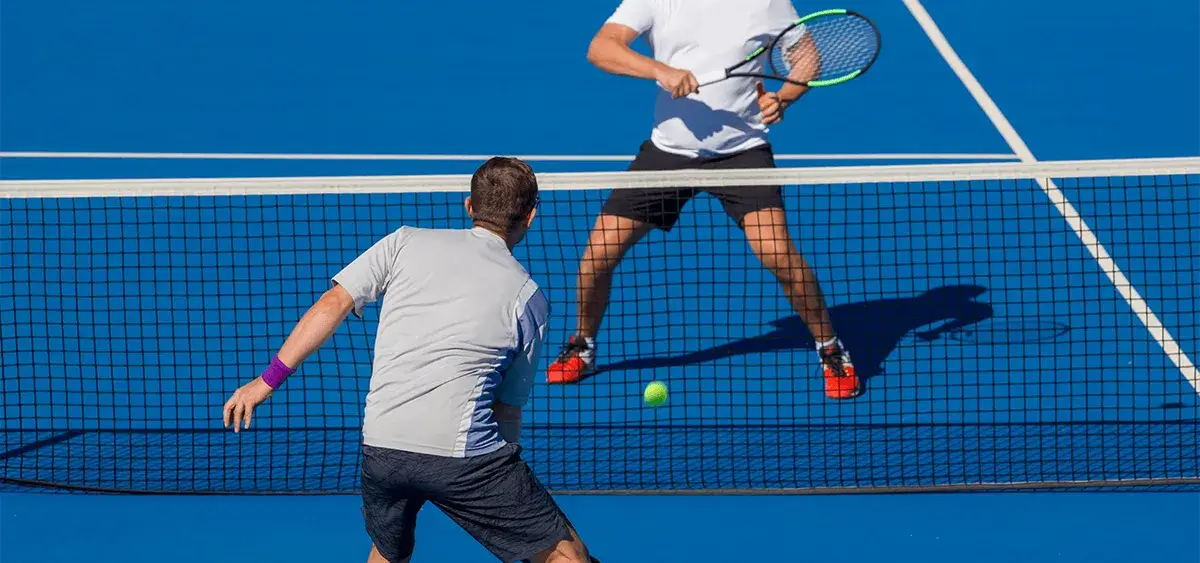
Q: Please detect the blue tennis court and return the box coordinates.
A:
[2,0,1198,561]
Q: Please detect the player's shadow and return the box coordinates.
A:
[598,284,996,386]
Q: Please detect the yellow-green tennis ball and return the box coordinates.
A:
[643,381,668,407]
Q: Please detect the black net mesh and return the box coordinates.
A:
[2,162,1198,493]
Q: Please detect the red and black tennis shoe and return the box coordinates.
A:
[820,341,861,399]
[547,335,597,384]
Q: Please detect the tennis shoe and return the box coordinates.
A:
[821,341,861,399]
[547,335,597,384]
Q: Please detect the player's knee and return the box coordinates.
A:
[530,537,592,563]
[546,555,589,563]
[579,247,622,277]
[580,214,650,276]
[532,550,589,563]
[367,544,400,563]
[753,240,791,273]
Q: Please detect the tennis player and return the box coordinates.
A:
[222,157,600,563]
[547,0,860,400]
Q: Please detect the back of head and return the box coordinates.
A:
[469,157,539,236]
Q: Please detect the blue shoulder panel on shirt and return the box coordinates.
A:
[495,281,549,407]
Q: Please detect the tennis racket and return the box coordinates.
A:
[695,9,881,89]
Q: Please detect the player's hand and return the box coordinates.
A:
[222,377,274,433]
[756,83,785,125]
[655,66,699,98]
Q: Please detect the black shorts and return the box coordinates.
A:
[361,443,573,563]
[600,141,784,231]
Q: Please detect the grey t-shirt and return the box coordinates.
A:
[332,226,549,458]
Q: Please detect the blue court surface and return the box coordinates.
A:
[2,0,1199,562]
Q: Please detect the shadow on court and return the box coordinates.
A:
[599,285,1000,385]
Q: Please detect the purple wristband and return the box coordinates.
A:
[260,355,296,390]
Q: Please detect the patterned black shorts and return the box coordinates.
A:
[360,443,573,563]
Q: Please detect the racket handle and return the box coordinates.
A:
[694,70,727,87]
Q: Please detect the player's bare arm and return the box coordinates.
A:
[222,284,355,432]
[759,33,819,124]
[587,23,697,98]
[779,32,819,101]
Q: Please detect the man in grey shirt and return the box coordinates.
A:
[222,157,599,563]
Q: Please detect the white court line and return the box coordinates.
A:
[902,0,1200,392]
[0,151,1019,162]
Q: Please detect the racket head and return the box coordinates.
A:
[768,9,881,88]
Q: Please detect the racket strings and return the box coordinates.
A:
[770,16,878,82]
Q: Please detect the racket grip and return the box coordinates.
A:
[694,70,727,87]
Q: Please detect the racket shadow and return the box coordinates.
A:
[596,285,1005,388]
[656,96,761,142]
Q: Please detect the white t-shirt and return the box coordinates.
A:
[606,0,800,158]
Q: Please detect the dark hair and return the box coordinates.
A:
[470,157,539,233]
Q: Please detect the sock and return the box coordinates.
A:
[579,336,597,364]
[817,337,853,364]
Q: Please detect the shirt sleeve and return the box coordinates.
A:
[606,0,655,35]
[494,284,550,407]
[331,227,408,317]
[766,0,802,36]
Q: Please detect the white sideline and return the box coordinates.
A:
[902,0,1199,392]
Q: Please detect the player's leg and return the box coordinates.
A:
[547,141,697,384]
[433,443,599,563]
[527,526,595,563]
[360,446,427,563]
[740,206,836,343]
[527,526,603,563]
[705,145,861,399]
[738,206,859,397]
[577,213,656,341]
[367,543,402,563]
[547,207,683,384]
[740,208,860,398]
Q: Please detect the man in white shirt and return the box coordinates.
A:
[546,0,861,400]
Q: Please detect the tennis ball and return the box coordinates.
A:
[643,381,668,407]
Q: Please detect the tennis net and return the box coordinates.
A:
[2,157,1198,494]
